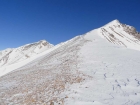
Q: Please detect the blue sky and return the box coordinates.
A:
[0,0,140,50]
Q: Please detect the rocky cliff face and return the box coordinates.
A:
[122,24,140,39]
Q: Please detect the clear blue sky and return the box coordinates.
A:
[0,0,140,50]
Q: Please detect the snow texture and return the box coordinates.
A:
[0,40,53,76]
[0,20,140,105]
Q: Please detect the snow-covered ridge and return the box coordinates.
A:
[0,40,53,67]
[98,19,140,51]
[0,20,140,105]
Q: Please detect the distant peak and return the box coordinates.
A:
[107,19,121,25]
[38,40,47,43]
[112,19,120,23]
[38,40,54,46]
[38,40,51,45]
[101,19,122,28]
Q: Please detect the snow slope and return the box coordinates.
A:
[65,29,140,105]
[98,19,140,51]
[0,20,140,105]
[0,40,53,76]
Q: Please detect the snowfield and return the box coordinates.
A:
[0,20,140,105]
[65,29,140,105]
[0,40,53,77]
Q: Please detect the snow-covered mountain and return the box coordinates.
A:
[98,19,140,51]
[0,40,53,67]
[0,20,140,105]
[0,40,53,76]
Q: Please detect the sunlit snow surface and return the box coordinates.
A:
[0,40,53,76]
[99,20,140,51]
[0,20,140,105]
[65,29,140,105]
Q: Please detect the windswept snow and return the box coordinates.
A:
[0,40,53,76]
[0,20,140,105]
[0,40,53,67]
[98,19,140,51]
[0,35,91,105]
[64,29,140,105]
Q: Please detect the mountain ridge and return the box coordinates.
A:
[0,40,54,76]
[98,19,140,51]
[1,19,140,77]
[0,19,140,105]
[0,40,53,66]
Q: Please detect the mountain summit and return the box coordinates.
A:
[98,20,140,50]
[0,40,53,66]
[0,40,53,76]
[0,20,140,105]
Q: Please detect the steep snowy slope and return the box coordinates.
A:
[0,40,53,67]
[66,29,140,105]
[0,40,53,76]
[0,20,140,105]
[98,19,140,51]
